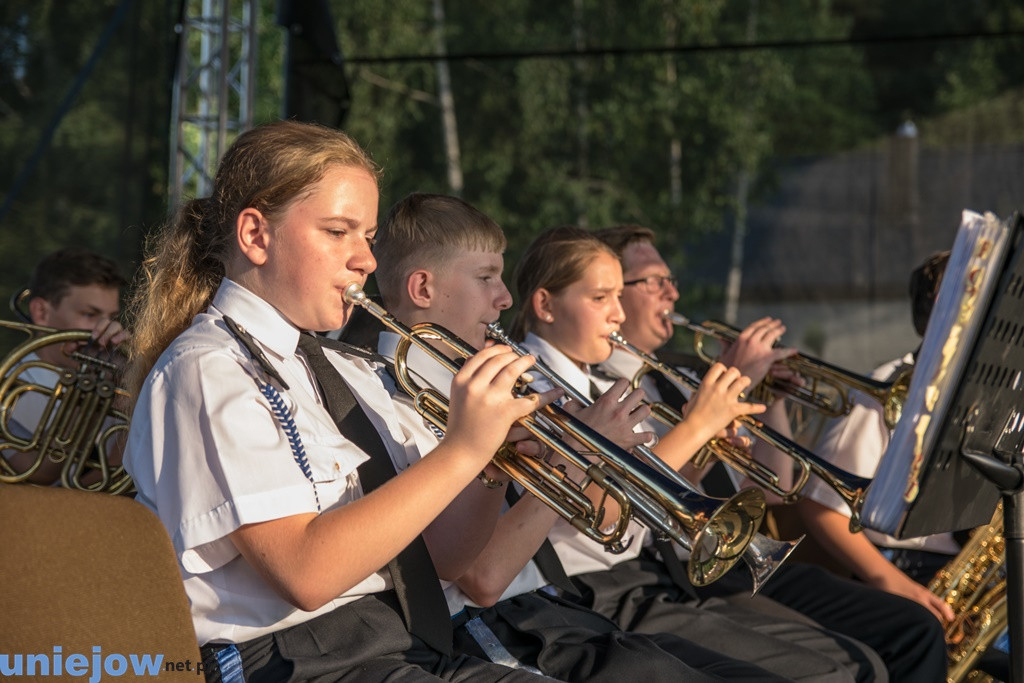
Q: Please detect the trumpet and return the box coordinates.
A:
[344,284,765,586]
[609,330,872,533]
[0,319,132,494]
[664,311,911,429]
[486,322,798,594]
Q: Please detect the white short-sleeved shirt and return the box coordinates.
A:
[376,332,549,607]
[806,354,958,554]
[125,278,427,645]
[518,333,648,576]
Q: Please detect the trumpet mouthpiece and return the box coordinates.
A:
[663,310,689,326]
[343,282,365,305]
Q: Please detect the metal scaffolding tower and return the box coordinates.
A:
[169,0,257,209]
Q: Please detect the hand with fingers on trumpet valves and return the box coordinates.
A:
[346,282,770,586]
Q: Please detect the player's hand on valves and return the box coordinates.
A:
[719,317,796,387]
[563,378,654,451]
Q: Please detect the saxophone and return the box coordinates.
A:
[928,504,1006,683]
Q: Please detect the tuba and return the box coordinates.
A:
[929,504,1006,683]
[610,330,872,533]
[0,319,132,494]
[345,284,767,587]
[665,311,912,430]
[485,321,799,594]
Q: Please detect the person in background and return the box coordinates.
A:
[799,250,957,621]
[590,223,949,682]
[2,247,128,486]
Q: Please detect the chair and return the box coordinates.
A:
[0,483,202,680]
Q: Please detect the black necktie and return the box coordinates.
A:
[504,486,580,596]
[588,379,603,402]
[651,369,688,411]
[297,333,453,654]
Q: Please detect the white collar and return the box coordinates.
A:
[211,278,301,360]
[520,332,595,398]
[598,346,647,384]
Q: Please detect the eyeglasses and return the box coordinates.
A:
[623,274,678,293]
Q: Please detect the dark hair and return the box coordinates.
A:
[592,224,656,259]
[126,121,378,402]
[510,225,617,340]
[909,250,951,336]
[28,248,126,305]
[374,193,505,309]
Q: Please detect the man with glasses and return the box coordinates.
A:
[592,224,948,683]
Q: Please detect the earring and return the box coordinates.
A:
[544,314,554,322]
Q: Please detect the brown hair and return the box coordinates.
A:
[592,224,656,259]
[28,247,126,305]
[510,225,617,340]
[374,193,505,309]
[125,121,378,404]
[909,250,951,337]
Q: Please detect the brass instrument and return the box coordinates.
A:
[0,319,131,494]
[485,321,797,593]
[345,284,766,587]
[929,505,1006,683]
[610,331,872,533]
[665,311,912,430]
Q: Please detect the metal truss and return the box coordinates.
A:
[169,0,256,209]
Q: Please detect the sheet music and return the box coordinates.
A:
[862,209,1013,535]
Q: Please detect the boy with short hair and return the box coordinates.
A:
[370,191,842,682]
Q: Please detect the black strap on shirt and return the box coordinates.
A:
[504,486,580,597]
[651,369,687,412]
[296,332,454,655]
[652,538,700,601]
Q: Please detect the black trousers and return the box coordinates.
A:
[201,591,544,682]
[454,589,788,682]
[699,561,949,683]
[568,554,888,682]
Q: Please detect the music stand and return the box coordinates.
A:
[864,212,1024,681]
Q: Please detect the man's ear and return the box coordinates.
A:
[236,208,271,266]
[406,269,435,309]
[28,297,51,326]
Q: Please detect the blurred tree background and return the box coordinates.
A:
[1,0,1022,367]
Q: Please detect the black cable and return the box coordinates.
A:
[346,27,1024,66]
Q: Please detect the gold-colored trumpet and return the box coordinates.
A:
[664,311,912,429]
[485,322,797,593]
[0,319,131,494]
[610,330,872,533]
[345,284,765,586]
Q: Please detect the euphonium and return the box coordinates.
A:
[485,322,795,593]
[929,504,1006,683]
[0,319,132,494]
[664,311,912,429]
[610,330,872,533]
[345,284,764,586]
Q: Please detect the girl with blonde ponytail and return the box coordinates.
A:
[123,121,545,682]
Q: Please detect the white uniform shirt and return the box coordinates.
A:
[376,332,549,607]
[806,354,958,554]
[6,352,58,440]
[126,278,427,645]
[518,333,648,576]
